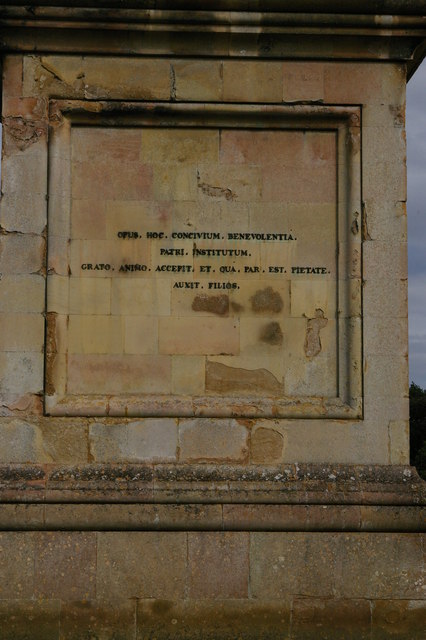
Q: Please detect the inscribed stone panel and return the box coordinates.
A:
[45,103,361,418]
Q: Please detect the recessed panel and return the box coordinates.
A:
[45,103,361,418]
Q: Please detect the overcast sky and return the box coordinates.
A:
[407,60,426,388]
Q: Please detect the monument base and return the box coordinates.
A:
[1,463,424,639]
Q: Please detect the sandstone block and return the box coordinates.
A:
[140,129,219,164]
[262,164,335,204]
[72,158,153,201]
[68,315,123,354]
[282,61,325,101]
[0,600,60,640]
[0,191,47,235]
[196,165,262,203]
[363,316,407,357]
[72,127,141,163]
[0,352,43,396]
[292,597,371,640]
[111,278,170,316]
[371,600,426,640]
[220,130,304,166]
[83,57,170,99]
[173,60,223,101]
[106,200,172,240]
[2,55,23,97]
[188,532,249,598]
[388,420,410,465]
[251,426,286,464]
[61,600,136,640]
[97,532,186,599]
[89,419,178,462]
[67,354,171,395]
[0,234,45,275]
[250,532,337,599]
[0,313,44,352]
[172,355,205,395]
[23,55,84,98]
[0,420,41,463]
[159,317,240,355]
[38,421,89,464]
[363,355,409,400]
[0,532,35,599]
[2,152,47,200]
[71,198,106,240]
[34,532,96,600]
[335,534,424,599]
[137,599,291,640]
[0,275,45,313]
[124,316,159,354]
[69,277,111,315]
[223,61,282,102]
[363,276,407,319]
[179,419,248,462]
[324,62,381,104]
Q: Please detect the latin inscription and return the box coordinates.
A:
[80,230,330,287]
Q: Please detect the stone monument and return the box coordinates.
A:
[0,1,425,638]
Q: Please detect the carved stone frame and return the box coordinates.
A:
[44,101,362,420]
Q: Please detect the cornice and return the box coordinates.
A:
[0,2,425,76]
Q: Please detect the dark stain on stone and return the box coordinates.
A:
[390,104,405,127]
[151,600,174,616]
[192,294,229,316]
[260,321,283,346]
[197,171,236,201]
[351,211,359,235]
[304,309,328,358]
[45,312,57,395]
[170,64,176,101]
[206,360,283,396]
[230,301,244,313]
[250,287,283,313]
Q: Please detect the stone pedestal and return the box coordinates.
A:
[0,2,425,638]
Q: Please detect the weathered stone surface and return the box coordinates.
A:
[371,599,426,639]
[179,419,248,463]
[205,360,283,396]
[0,532,35,599]
[34,532,97,600]
[0,8,424,638]
[60,599,136,640]
[223,61,283,102]
[335,534,425,599]
[0,234,45,275]
[174,60,223,101]
[250,533,337,598]
[137,599,291,640]
[97,532,187,599]
[0,421,41,463]
[292,597,371,640]
[0,600,60,640]
[89,419,178,463]
[188,532,249,598]
[0,275,45,313]
[251,427,285,463]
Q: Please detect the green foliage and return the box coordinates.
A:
[410,382,426,480]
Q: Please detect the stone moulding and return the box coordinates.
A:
[1,2,426,77]
[0,463,424,531]
[45,100,362,420]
